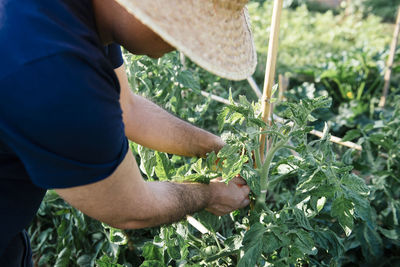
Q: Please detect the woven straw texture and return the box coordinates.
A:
[115,0,257,81]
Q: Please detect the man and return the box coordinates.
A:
[0,0,257,265]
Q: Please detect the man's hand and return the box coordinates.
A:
[206,176,250,216]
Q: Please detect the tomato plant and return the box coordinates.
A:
[28,2,400,266]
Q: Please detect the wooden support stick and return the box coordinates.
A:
[259,0,284,162]
[247,76,262,98]
[180,51,187,70]
[278,74,288,101]
[186,216,209,235]
[200,90,230,105]
[379,7,400,108]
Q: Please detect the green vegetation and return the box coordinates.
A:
[29,2,400,266]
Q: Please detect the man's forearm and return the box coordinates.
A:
[124,94,224,157]
[56,147,250,231]
[119,181,210,229]
[118,177,250,229]
[116,64,224,157]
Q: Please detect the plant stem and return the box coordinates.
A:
[256,137,288,208]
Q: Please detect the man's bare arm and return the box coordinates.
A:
[117,64,224,157]
[55,148,250,229]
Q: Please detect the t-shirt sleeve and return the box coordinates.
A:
[0,52,128,189]
[104,43,124,69]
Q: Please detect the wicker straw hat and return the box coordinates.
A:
[114,0,257,81]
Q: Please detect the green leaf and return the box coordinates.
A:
[167,245,181,260]
[293,208,313,230]
[55,247,72,267]
[378,227,399,240]
[142,242,163,261]
[316,197,327,212]
[342,129,361,142]
[344,188,372,223]
[140,260,166,267]
[77,255,94,266]
[154,152,174,180]
[310,96,332,110]
[342,173,369,194]
[138,146,156,179]
[262,232,282,254]
[221,153,247,181]
[293,229,316,255]
[177,70,200,91]
[237,241,263,267]
[196,210,222,230]
[109,228,128,245]
[56,219,69,238]
[331,196,354,236]
[217,108,230,132]
[355,223,383,259]
[313,229,344,258]
[96,255,124,267]
[369,133,392,150]
[242,223,266,249]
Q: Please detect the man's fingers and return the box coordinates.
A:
[241,185,250,196]
[240,198,251,208]
[232,176,247,185]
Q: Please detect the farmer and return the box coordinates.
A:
[0,0,257,265]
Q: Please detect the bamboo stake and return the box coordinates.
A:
[200,90,231,105]
[180,51,187,69]
[247,76,262,98]
[186,216,210,235]
[259,0,284,162]
[379,7,400,108]
[278,74,288,101]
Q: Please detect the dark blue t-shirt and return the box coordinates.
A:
[0,0,128,262]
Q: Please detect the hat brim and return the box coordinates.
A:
[115,0,257,81]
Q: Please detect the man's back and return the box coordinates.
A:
[0,0,126,264]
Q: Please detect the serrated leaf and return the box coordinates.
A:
[154,152,174,181]
[331,196,354,236]
[109,228,128,245]
[313,229,344,258]
[54,247,71,267]
[310,96,332,110]
[355,223,383,258]
[293,208,313,230]
[217,108,230,132]
[140,260,166,267]
[378,227,399,240]
[262,232,282,254]
[221,154,247,181]
[76,255,93,266]
[293,229,315,255]
[167,245,181,261]
[344,188,372,223]
[369,133,392,150]
[342,173,369,194]
[196,210,222,230]
[177,70,200,91]
[342,129,361,142]
[242,223,266,249]
[217,144,237,158]
[138,146,156,179]
[317,197,327,212]
[96,255,124,267]
[237,241,262,267]
[248,117,266,128]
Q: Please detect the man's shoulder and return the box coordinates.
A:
[0,0,103,80]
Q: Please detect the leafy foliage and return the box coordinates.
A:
[28,3,400,266]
